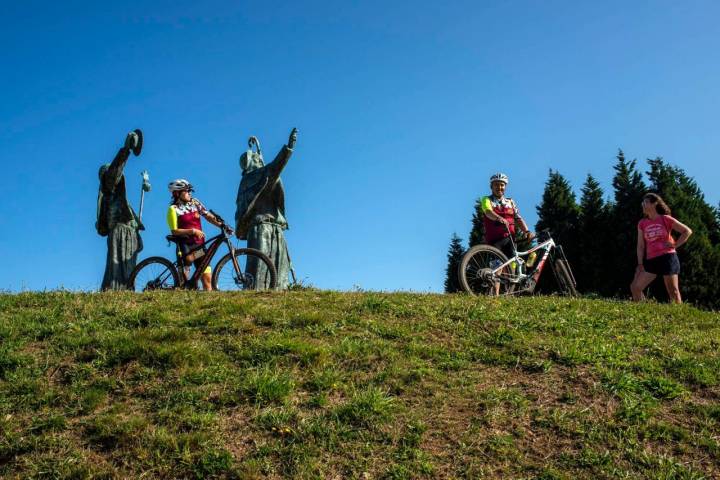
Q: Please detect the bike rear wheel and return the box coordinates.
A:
[128,257,179,292]
[213,249,277,291]
[458,244,515,296]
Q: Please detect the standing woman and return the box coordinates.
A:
[630,193,693,303]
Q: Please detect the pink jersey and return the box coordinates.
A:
[638,215,676,259]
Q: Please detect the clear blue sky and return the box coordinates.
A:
[2,1,719,292]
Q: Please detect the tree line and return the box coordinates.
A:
[445,150,720,309]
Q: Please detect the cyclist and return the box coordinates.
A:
[481,172,534,257]
[167,179,225,290]
[630,193,692,303]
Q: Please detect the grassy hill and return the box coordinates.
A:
[1,291,718,479]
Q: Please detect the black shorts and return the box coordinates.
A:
[493,237,515,259]
[178,243,208,271]
[644,253,680,276]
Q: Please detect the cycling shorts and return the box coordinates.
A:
[178,243,211,274]
[492,237,515,259]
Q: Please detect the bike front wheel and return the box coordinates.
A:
[213,249,277,291]
[458,244,515,296]
[553,259,578,296]
[128,257,179,292]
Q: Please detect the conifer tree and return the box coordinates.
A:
[577,174,611,295]
[646,158,720,243]
[535,170,580,291]
[535,170,580,256]
[468,198,486,247]
[609,150,647,296]
[444,233,465,293]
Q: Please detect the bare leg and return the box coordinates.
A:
[493,264,511,296]
[663,275,681,304]
[201,271,213,291]
[630,271,657,301]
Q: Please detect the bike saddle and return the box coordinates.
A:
[166,235,184,244]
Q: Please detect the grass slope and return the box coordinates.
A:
[0,291,719,479]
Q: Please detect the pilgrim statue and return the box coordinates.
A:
[235,128,297,289]
[96,130,145,290]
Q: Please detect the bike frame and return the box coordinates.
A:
[488,232,558,295]
[175,220,242,289]
[492,238,555,277]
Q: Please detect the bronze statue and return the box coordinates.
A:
[97,130,145,290]
[235,128,297,289]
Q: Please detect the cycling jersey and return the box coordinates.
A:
[481,195,522,245]
[167,198,211,274]
[167,199,209,246]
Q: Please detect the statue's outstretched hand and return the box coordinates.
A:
[288,128,298,149]
[125,131,139,151]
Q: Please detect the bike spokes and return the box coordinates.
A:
[463,249,510,295]
[213,249,278,291]
[214,255,254,290]
[129,257,179,292]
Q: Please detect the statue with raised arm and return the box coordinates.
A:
[235,128,297,290]
[96,129,145,290]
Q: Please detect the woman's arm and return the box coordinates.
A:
[203,211,223,229]
[670,219,693,248]
[636,227,646,271]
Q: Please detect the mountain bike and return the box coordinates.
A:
[128,211,277,291]
[458,229,577,296]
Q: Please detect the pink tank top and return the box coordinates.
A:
[638,215,676,260]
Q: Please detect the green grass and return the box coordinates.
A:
[0,291,719,479]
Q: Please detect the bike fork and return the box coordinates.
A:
[227,240,244,281]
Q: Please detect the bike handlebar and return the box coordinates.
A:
[209,209,234,235]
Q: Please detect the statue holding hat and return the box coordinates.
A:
[96,130,145,290]
[235,128,297,290]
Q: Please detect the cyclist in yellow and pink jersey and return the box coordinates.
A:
[631,193,692,303]
[167,179,224,290]
[481,173,533,258]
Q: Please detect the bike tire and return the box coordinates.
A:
[553,259,578,297]
[128,256,179,292]
[458,244,515,296]
[213,249,277,291]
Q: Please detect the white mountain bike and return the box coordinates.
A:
[458,229,577,296]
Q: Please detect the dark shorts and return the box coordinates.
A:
[644,253,680,276]
[492,237,515,259]
[178,243,208,271]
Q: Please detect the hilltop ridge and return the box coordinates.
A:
[1,291,718,479]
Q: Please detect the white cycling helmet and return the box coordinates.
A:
[168,179,193,192]
[490,172,509,185]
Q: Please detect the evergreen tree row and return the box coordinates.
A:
[445,150,720,309]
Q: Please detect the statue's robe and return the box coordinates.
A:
[235,145,293,290]
[97,147,144,290]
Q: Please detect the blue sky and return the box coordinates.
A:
[2,1,719,292]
